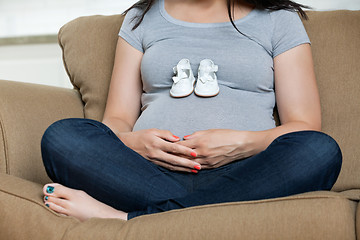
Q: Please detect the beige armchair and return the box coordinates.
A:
[1,11,360,239]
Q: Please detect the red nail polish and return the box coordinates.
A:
[191,170,198,174]
[173,135,180,139]
[184,135,191,138]
[191,152,197,157]
[194,165,201,170]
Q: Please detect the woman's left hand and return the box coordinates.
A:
[176,129,266,169]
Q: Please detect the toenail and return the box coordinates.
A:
[45,196,49,201]
[45,204,50,207]
[46,186,54,194]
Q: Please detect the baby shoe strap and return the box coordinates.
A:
[198,64,218,83]
[199,74,214,84]
[172,69,189,83]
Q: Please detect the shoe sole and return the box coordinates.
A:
[170,89,194,98]
[194,90,220,98]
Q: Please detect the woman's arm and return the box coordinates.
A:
[102,37,200,172]
[261,43,321,146]
[102,38,143,134]
[178,43,321,168]
[243,43,321,152]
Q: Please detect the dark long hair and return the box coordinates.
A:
[123,0,311,32]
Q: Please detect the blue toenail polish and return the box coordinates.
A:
[46,186,54,194]
[46,204,50,207]
[45,196,49,201]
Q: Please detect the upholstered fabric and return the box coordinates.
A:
[302,11,360,191]
[0,80,84,184]
[0,174,80,240]
[58,14,124,121]
[0,173,356,240]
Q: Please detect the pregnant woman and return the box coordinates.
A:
[41,0,342,221]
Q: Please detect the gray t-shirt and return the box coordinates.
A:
[119,0,310,137]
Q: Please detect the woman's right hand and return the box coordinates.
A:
[118,129,201,173]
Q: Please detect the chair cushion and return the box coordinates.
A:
[58,11,360,191]
[0,174,80,240]
[0,173,356,240]
[58,14,124,121]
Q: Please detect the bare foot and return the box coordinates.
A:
[43,183,128,222]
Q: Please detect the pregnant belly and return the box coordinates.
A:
[133,87,276,137]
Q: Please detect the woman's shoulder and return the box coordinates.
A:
[248,8,303,30]
[253,8,306,38]
[267,9,304,25]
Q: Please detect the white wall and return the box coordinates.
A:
[0,0,359,89]
[0,0,135,88]
[298,0,360,11]
[0,44,72,88]
[0,0,136,38]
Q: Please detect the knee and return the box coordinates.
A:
[41,118,89,181]
[276,131,342,191]
[42,118,77,150]
[297,131,342,188]
[305,131,342,169]
[41,118,99,144]
[41,118,87,163]
[41,118,108,163]
[41,119,68,163]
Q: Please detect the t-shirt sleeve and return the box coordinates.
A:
[270,10,311,58]
[119,8,144,53]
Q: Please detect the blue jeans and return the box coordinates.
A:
[41,118,342,220]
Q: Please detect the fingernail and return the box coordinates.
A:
[191,152,197,157]
[45,196,49,201]
[184,135,191,138]
[46,204,50,207]
[173,135,180,139]
[46,186,54,194]
[191,170,198,174]
[194,165,201,170]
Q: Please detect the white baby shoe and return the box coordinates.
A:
[195,59,219,97]
[170,59,196,98]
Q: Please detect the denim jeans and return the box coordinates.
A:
[41,118,342,220]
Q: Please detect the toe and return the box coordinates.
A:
[45,202,69,216]
[45,195,69,209]
[43,183,73,199]
[43,183,60,196]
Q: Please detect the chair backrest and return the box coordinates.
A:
[302,11,360,191]
[58,11,360,192]
[59,14,124,121]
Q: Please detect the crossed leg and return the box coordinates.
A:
[41,119,342,221]
[41,118,191,221]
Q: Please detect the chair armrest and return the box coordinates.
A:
[0,80,84,184]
